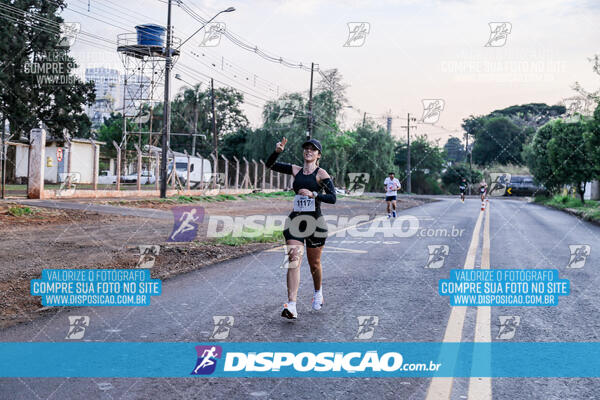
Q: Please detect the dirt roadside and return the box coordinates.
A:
[0,196,426,329]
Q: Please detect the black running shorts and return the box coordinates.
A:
[283,212,328,248]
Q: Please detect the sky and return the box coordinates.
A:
[64,0,600,144]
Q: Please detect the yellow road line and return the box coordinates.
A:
[426,208,485,400]
[468,202,492,399]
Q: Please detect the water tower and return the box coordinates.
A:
[117,24,180,155]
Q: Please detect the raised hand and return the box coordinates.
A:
[275,137,287,153]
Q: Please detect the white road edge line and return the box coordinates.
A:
[425,207,485,400]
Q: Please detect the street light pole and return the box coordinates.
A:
[160,0,173,198]
[177,7,236,49]
[160,6,235,198]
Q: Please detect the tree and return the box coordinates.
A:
[441,163,482,194]
[443,136,465,163]
[0,0,95,139]
[547,119,597,203]
[584,104,600,170]
[523,121,561,193]
[149,85,249,156]
[95,113,136,158]
[246,93,307,164]
[394,135,445,194]
[220,127,250,160]
[472,117,524,165]
[343,123,395,192]
[462,103,566,167]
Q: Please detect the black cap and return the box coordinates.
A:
[302,138,322,153]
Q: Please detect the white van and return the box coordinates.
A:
[167,156,212,186]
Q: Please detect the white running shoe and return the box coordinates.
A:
[281,303,297,319]
[312,291,323,311]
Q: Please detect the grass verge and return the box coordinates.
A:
[109,191,294,206]
[213,227,284,246]
[535,195,600,223]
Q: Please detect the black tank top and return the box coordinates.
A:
[292,167,322,214]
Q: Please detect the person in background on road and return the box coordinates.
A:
[266,137,337,320]
[479,180,488,201]
[384,172,401,218]
[459,178,467,203]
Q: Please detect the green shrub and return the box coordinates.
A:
[8,206,35,217]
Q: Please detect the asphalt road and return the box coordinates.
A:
[1,197,599,399]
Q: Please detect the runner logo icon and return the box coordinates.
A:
[425,245,449,269]
[347,173,370,196]
[420,99,445,124]
[355,316,379,340]
[497,316,520,339]
[489,173,511,197]
[485,22,512,47]
[343,22,370,47]
[192,345,222,375]
[66,316,89,339]
[210,316,234,340]
[567,245,590,269]
[169,206,205,242]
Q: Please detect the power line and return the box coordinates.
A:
[179,1,315,71]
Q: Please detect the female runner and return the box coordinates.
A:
[266,137,337,319]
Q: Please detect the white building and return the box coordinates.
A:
[9,138,104,184]
[85,67,120,127]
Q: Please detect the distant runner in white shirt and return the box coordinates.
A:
[383,172,401,218]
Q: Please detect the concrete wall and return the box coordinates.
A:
[70,141,95,184]
[44,144,60,183]
[15,144,29,178]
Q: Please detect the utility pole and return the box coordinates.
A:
[306,62,314,139]
[465,132,472,195]
[121,77,127,176]
[362,112,366,128]
[192,101,199,155]
[159,0,173,198]
[401,113,417,194]
[1,117,5,199]
[211,78,217,162]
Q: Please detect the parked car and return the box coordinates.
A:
[98,170,117,185]
[505,175,548,196]
[121,170,156,184]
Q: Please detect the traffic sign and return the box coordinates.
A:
[57,148,63,162]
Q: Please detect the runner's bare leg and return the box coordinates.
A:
[286,240,304,302]
[306,246,323,291]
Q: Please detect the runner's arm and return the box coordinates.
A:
[317,179,336,204]
[317,171,337,204]
[265,151,294,174]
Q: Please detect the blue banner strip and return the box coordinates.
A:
[1,342,599,377]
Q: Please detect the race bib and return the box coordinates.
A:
[293,195,315,212]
